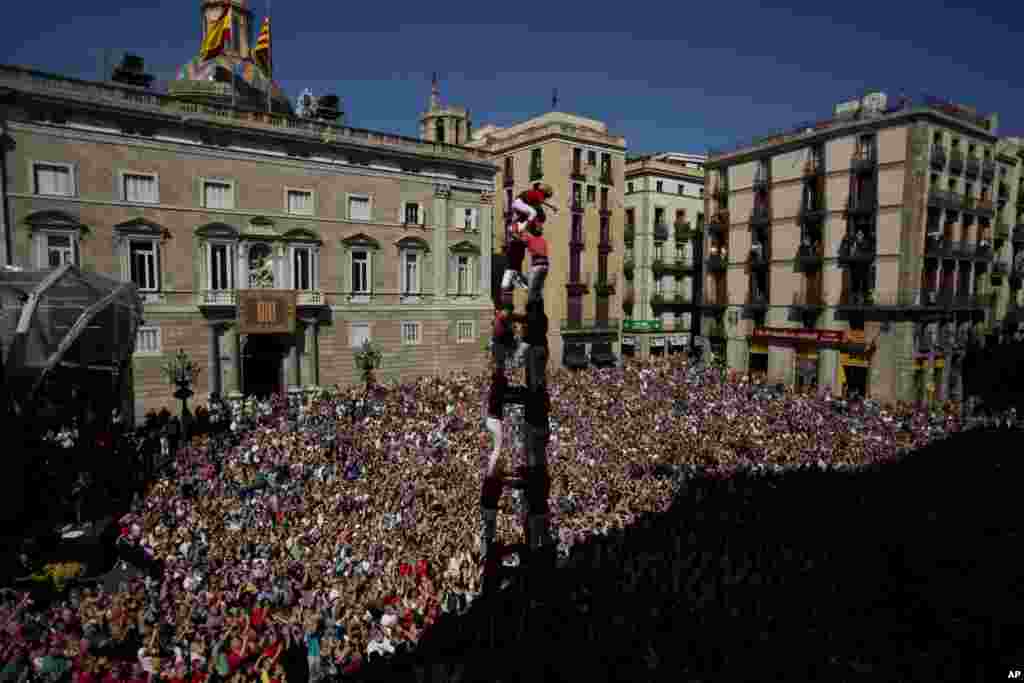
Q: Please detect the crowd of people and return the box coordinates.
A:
[1,355,972,682]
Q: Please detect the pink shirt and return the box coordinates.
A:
[523,233,548,260]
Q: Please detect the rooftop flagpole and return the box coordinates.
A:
[266,0,272,114]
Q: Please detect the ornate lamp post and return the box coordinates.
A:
[352,340,381,423]
[161,349,201,419]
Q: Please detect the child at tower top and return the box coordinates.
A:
[521,221,549,305]
[511,183,557,231]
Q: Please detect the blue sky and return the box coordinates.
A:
[1,0,1019,155]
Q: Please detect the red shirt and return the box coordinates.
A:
[519,189,546,207]
[227,652,245,673]
[249,608,266,628]
[523,233,548,260]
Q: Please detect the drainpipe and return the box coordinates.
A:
[0,90,12,266]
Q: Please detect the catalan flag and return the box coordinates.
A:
[200,6,232,61]
[254,17,271,72]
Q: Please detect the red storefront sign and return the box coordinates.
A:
[752,327,846,344]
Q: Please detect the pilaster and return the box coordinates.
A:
[479,190,493,295]
[433,183,451,298]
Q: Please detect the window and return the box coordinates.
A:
[292,246,314,290]
[349,323,371,349]
[33,163,75,196]
[677,184,685,195]
[457,255,471,294]
[129,240,159,291]
[351,250,370,294]
[348,195,371,221]
[209,243,234,290]
[654,207,665,225]
[930,173,939,188]
[572,183,582,206]
[203,180,234,209]
[46,234,75,267]
[625,208,635,227]
[933,132,943,144]
[587,151,597,166]
[627,182,634,194]
[586,185,596,203]
[401,321,421,345]
[404,202,421,225]
[287,189,314,216]
[463,208,478,231]
[456,320,475,343]
[435,120,445,143]
[122,173,159,204]
[530,148,543,173]
[504,157,513,177]
[656,181,664,193]
[401,251,420,295]
[135,326,162,355]
[573,148,582,168]
[600,153,611,177]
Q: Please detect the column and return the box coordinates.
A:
[208,323,222,397]
[479,190,493,296]
[433,183,451,297]
[284,323,299,390]
[227,325,242,398]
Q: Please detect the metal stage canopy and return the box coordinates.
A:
[1,264,144,416]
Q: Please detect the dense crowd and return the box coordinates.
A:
[1,356,968,682]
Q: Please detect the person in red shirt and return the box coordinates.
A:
[503,184,555,291]
[521,222,549,305]
[510,183,554,228]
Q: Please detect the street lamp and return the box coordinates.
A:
[161,349,201,419]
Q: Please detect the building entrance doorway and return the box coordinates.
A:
[243,334,285,398]
[843,366,868,398]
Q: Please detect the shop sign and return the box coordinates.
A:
[623,319,663,333]
[238,289,297,335]
[753,327,845,344]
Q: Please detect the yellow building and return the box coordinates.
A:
[462,110,627,368]
[703,92,1022,403]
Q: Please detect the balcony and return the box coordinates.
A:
[297,290,326,306]
[837,236,876,266]
[595,273,617,297]
[795,243,824,271]
[560,318,620,335]
[752,176,770,193]
[706,254,728,273]
[965,156,980,178]
[571,164,586,181]
[707,211,730,233]
[930,147,947,170]
[653,222,669,242]
[599,167,613,185]
[674,220,695,243]
[749,246,770,270]
[565,272,591,297]
[982,160,996,182]
[530,164,544,181]
[744,290,769,311]
[799,199,827,224]
[948,151,964,175]
[851,149,877,174]
[624,223,635,246]
[199,289,237,307]
[750,205,771,226]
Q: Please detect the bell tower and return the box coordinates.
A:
[419,73,472,145]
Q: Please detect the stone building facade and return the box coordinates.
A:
[703,93,1024,404]
[623,152,706,359]
[0,59,496,421]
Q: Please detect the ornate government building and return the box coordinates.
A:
[0,0,497,421]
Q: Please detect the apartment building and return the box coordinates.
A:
[463,111,626,368]
[622,152,706,359]
[703,92,1023,404]
[0,2,497,420]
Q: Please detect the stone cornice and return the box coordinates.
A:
[7,121,494,191]
[0,64,497,173]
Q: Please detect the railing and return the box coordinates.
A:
[750,205,771,224]
[706,93,992,158]
[924,234,952,258]
[928,188,952,209]
[948,151,964,174]
[965,156,980,178]
[199,290,238,306]
[560,318,620,333]
[973,244,994,261]
[297,290,324,306]
[951,241,973,259]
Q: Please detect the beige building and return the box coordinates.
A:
[464,111,626,368]
[0,1,498,421]
[703,92,1023,404]
[623,152,706,359]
